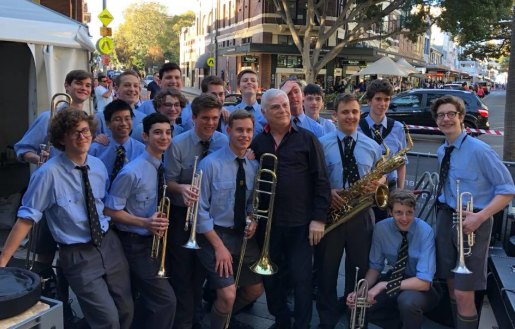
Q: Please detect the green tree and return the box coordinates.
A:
[270,0,430,83]
[436,0,512,60]
[162,11,195,64]
[113,2,168,71]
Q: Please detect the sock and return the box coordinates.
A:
[211,305,229,329]
[457,313,478,329]
[450,298,458,328]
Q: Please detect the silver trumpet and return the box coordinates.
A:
[350,267,369,329]
[183,160,202,249]
[451,180,475,274]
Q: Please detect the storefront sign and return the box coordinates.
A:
[341,59,366,67]
[243,55,258,63]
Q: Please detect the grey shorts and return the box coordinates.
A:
[197,226,262,289]
[435,205,492,291]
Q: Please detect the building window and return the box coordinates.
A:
[278,35,294,45]
[277,55,302,68]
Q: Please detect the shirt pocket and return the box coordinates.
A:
[452,170,478,185]
[356,160,372,176]
[135,192,152,209]
[212,180,235,207]
[56,192,82,215]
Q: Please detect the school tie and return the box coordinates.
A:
[157,164,165,204]
[293,116,301,127]
[110,145,126,183]
[199,140,211,159]
[436,145,455,197]
[372,124,383,144]
[244,105,253,112]
[385,231,409,297]
[76,166,103,246]
[342,136,360,188]
[234,158,247,232]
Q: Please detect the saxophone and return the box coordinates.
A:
[325,124,413,235]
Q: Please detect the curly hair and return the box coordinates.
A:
[153,88,187,110]
[49,109,97,151]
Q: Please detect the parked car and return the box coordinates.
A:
[442,83,465,90]
[360,89,489,134]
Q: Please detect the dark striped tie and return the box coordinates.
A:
[76,166,103,246]
[386,231,408,297]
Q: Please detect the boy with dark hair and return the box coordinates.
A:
[303,83,336,135]
[359,79,408,222]
[89,99,145,184]
[1,109,134,329]
[105,112,176,329]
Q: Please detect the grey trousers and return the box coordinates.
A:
[59,230,134,329]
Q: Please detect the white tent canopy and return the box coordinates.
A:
[355,56,408,77]
[396,58,419,75]
[0,0,94,195]
[0,0,95,51]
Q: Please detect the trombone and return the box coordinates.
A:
[249,153,278,275]
[349,267,369,329]
[451,180,475,274]
[37,93,72,166]
[151,184,171,278]
[183,156,202,249]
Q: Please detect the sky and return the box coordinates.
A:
[88,0,197,43]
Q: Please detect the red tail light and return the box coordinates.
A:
[477,108,488,117]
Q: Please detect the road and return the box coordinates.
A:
[409,89,506,157]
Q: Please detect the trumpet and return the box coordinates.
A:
[183,166,203,250]
[37,93,72,166]
[451,180,475,274]
[250,153,278,276]
[151,184,171,278]
[349,267,369,329]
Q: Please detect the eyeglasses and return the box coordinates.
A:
[435,111,458,120]
[162,102,182,109]
[70,128,92,139]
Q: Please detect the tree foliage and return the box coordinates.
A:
[114,2,168,71]
[435,0,512,60]
[163,11,195,64]
[270,0,430,83]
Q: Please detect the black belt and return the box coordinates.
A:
[116,230,152,240]
[58,230,109,249]
[214,224,235,233]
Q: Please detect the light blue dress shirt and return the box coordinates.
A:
[315,116,337,136]
[319,129,382,189]
[228,101,266,136]
[136,99,156,115]
[292,113,324,138]
[95,109,146,143]
[105,151,163,236]
[369,217,436,282]
[359,116,408,183]
[89,136,145,175]
[17,154,110,244]
[164,129,228,206]
[196,146,258,234]
[14,109,63,161]
[437,131,515,209]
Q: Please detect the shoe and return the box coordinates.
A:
[228,318,254,329]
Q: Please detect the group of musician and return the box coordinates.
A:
[0,63,513,329]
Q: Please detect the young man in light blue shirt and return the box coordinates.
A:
[196,109,263,329]
[105,112,176,329]
[1,109,133,329]
[347,189,439,329]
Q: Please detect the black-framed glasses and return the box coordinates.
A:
[436,111,458,120]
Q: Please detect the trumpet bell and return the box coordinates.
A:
[451,263,472,274]
[250,256,278,275]
[183,238,201,250]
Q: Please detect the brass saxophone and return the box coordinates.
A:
[325,124,413,235]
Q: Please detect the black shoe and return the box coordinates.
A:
[228,318,254,329]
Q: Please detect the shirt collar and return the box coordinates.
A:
[142,150,162,170]
[190,129,212,144]
[336,129,358,142]
[263,123,295,134]
[445,131,467,150]
[365,115,387,128]
[61,153,91,173]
